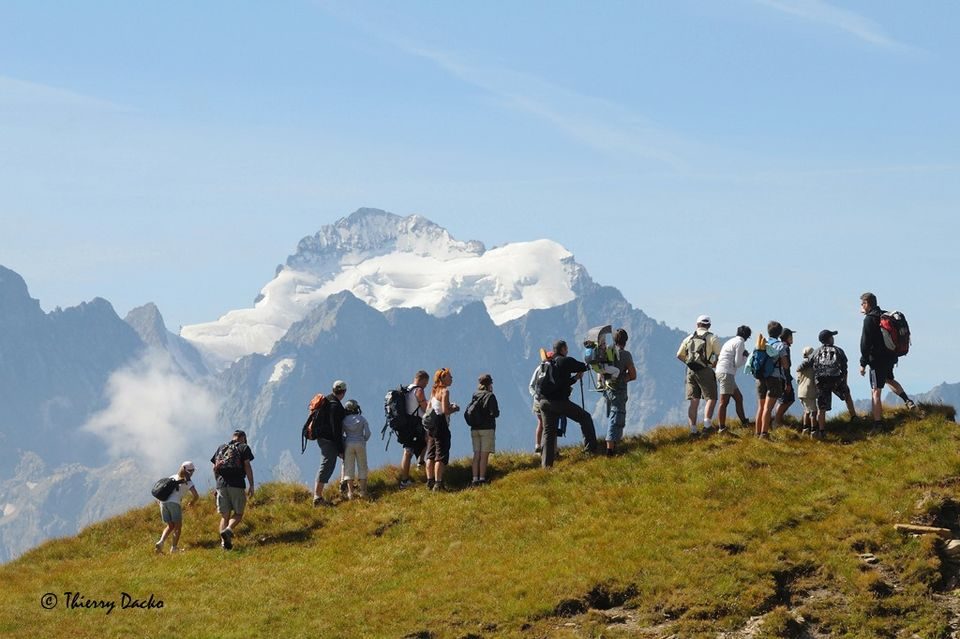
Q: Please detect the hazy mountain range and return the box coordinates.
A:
[0,208,952,562]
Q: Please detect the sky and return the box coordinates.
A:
[1,0,958,396]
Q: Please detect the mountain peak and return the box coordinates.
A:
[181,210,588,365]
[286,208,484,271]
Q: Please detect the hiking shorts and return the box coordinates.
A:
[869,363,895,390]
[685,368,718,400]
[216,486,246,516]
[815,376,845,411]
[426,422,451,465]
[756,376,784,400]
[471,428,495,454]
[159,501,183,524]
[717,372,739,396]
[800,397,818,415]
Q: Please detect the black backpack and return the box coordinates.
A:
[213,442,245,474]
[464,393,487,428]
[813,345,844,378]
[151,477,182,501]
[381,385,425,455]
[533,359,559,400]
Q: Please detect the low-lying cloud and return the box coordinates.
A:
[83,349,221,476]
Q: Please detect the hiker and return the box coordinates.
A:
[715,325,752,433]
[398,370,429,488]
[604,328,637,455]
[754,321,790,439]
[424,368,459,491]
[676,315,722,436]
[538,339,599,467]
[796,346,818,434]
[859,292,916,429]
[210,430,255,550]
[467,373,500,485]
[773,328,796,428]
[341,399,370,499]
[529,360,546,454]
[154,461,199,554]
[812,330,853,439]
[313,380,347,506]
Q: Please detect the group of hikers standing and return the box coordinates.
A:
[676,292,916,440]
[150,292,916,553]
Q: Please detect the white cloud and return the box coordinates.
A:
[82,349,221,475]
[755,0,912,50]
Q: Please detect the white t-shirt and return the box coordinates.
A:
[163,476,194,504]
[405,384,425,417]
[716,336,748,375]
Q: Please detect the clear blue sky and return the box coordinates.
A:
[1,1,957,395]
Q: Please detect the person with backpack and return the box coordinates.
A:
[796,346,818,435]
[466,373,499,485]
[154,461,199,554]
[812,330,853,438]
[210,430,255,550]
[537,340,599,467]
[397,370,430,489]
[528,359,547,454]
[341,399,370,499]
[715,325,752,433]
[676,315,722,436]
[773,328,796,428]
[313,380,348,506]
[604,329,636,456]
[859,292,916,429]
[424,368,459,491]
[753,321,790,439]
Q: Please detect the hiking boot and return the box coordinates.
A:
[905,399,917,410]
[702,426,716,436]
[431,481,445,492]
[758,432,771,440]
[801,428,811,437]
[220,528,233,550]
[689,430,701,439]
[339,480,349,498]
[426,479,436,490]
[154,540,163,554]
[398,478,414,489]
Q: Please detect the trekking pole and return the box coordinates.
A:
[580,377,585,410]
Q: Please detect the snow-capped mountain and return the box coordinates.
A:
[181,208,588,365]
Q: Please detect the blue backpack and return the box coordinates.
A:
[745,339,778,379]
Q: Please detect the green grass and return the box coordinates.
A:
[2,405,959,638]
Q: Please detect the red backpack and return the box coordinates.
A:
[879,311,911,357]
[300,393,329,453]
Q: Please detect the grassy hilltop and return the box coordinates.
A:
[2,406,960,638]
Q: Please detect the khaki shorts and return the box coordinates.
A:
[216,486,247,516]
[717,372,740,396]
[800,397,818,414]
[471,429,496,454]
[685,367,718,400]
[160,502,182,524]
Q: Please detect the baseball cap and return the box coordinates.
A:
[182,461,196,473]
[696,314,711,325]
[232,429,246,438]
[332,380,347,393]
[781,328,795,340]
[818,329,838,344]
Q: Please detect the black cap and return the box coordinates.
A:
[818,330,838,344]
[781,328,795,340]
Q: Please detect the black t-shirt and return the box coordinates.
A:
[545,355,588,400]
[210,442,255,489]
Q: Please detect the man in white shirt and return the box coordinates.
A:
[715,325,752,433]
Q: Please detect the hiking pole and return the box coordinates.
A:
[580,377,585,410]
